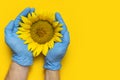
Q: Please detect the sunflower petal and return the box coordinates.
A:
[55,33,63,37]
[33,44,43,57]
[48,40,54,49]
[54,36,62,42]
[31,12,39,22]
[21,16,32,25]
[33,50,37,57]
[18,34,27,39]
[36,45,43,56]
[47,18,54,23]
[41,14,47,20]
[28,43,32,51]
[16,30,30,34]
[19,32,30,36]
[34,11,40,16]
[28,13,32,20]
[33,47,39,57]
[30,42,38,51]
[19,22,31,29]
[18,34,31,40]
[42,43,48,56]
[52,21,59,28]
[58,23,63,27]
[55,27,63,32]
[16,31,23,34]
[24,38,33,44]
[28,42,36,51]
[18,27,26,32]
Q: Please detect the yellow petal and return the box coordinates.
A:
[18,27,26,32]
[19,32,30,36]
[53,21,59,28]
[47,18,54,23]
[34,11,40,16]
[55,33,63,37]
[49,15,54,20]
[16,30,30,34]
[23,30,30,33]
[31,12,39,22]
[38,12,50,20]
[28,13,32,20]
[55,27,63,32]
[58,23,63,27]
[18,34,31,40]
[39,15,45,20]
[19,22,31,29]
[33,44,43,57]
[48,40,54,49]
[32,12,36,17]
[24,38,33,44]
[47,12,54,20]
[18,34,27,39]
[30,42,38,51]
[28,42,35,51]
[41,14,47,20]
[21,16,32,25]
[44,13,54,23]
[54,36,62,42]
[16,31,23,34]
[33,50,37,57]
[42,43,48,56]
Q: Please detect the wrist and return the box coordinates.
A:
[44,60,61,70]
[12,61,29,69]
[12,53,33,66]
[45,69,60,80]
[45,69,59,75]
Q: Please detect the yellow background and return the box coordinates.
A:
[0,0,120,80]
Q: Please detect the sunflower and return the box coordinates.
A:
[16,11,63,57]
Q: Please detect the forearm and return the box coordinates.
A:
[5,61,29,80]
[45,70,60,80]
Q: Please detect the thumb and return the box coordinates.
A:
[5,20,14,36]
[62,31,70,45]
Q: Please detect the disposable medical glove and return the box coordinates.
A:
[44,13,70,70]
[5,8,35,66]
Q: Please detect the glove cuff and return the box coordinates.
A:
[12,54,33,66]
[44,60,61,70]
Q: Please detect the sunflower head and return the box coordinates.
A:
[16,11,63,57]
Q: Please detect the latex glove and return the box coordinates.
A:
[5,8,35,66]
[44,13,70,70]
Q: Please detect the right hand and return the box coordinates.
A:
[5,8,35,66]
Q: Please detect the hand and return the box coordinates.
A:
[5,8,35,66]
[44,13,70,70]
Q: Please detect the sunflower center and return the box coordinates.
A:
[37,29,46,37]
[30,20,54,44]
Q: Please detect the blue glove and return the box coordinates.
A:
[44,13,70,70]
[5,8,35,66]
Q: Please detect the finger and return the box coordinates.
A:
[14,7,31,28]
[62,31,70,45]
[5,20,14,35]
[15,8,35,26]
[13,8,35,33]
[15,7,31,24]
[55,12,67,35]
[30,8,35,13]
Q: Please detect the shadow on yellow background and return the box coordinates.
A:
[0,0,120,80]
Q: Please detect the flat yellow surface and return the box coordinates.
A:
[0,0,120,80]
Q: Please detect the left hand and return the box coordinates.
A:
[5,8,35,66]
[44,13,70,70]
